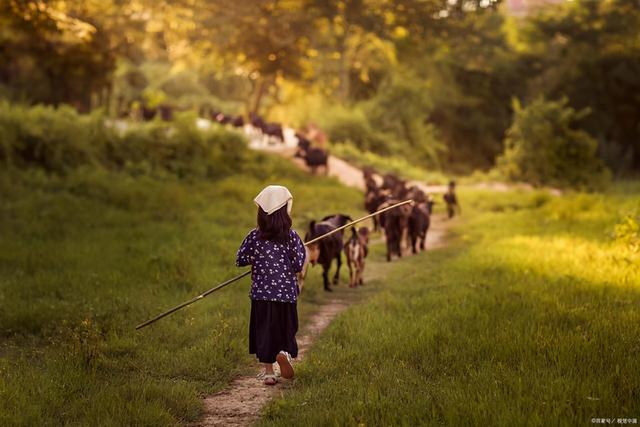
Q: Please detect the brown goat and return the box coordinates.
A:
[344,227,370,287]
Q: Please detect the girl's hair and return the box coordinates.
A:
[257,205,292,243]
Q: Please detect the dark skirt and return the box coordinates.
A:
[249,299,298,364]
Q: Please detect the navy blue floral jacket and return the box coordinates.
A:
[236,229,306,303]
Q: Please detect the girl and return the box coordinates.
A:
[236,185,306,385]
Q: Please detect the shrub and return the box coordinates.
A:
[614,213,640,253]
[0,102,247,179]
[364,71,445,168]
[321,106,391,153]
[0,102,106,173]
[497,97,611,189]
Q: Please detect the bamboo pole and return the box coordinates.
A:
[135,199,413,330]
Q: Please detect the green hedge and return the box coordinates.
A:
[0,102,247,179]
[497,98,611,190]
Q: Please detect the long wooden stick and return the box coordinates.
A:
[304,199,413,245]
[135,199,413,330]
[135,270,252,330]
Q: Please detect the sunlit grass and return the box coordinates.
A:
[483,235,639,290]
[259,185,640,426]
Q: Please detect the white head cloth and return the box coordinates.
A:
[254,185,293,215]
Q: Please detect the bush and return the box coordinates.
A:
[271,72,446,173]
[614,213,640,253]
[497,97,611,189]
[0,102,105,173]
[0,102,247,179]
[321,105,391,153]
[364,71,445,168]
[107,113,247,179]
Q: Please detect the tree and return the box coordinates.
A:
[365,69,445,168]
[0,0,157,110]
[420,7,522,172]
[498,97,610,189]
[519,0,640,174]
[191,0,313,114]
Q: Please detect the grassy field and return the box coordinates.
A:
[259,185,640,426]
[0,152,366,426]
[2,136,639,426]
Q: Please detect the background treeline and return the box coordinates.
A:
[1,0,639,185]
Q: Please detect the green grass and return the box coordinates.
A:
[259,187,640,426]
[0,151,366,426]
[3,138,639,426]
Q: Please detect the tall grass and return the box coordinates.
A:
[0,101,245,179]
[259,187,640,425]
[0,151,365,426]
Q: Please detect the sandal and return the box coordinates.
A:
[276,351,294,379]
[263,374,277,386]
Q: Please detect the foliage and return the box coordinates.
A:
[424,9,522,171]
[282,69,446,171]
[2,0,640,175]
[519,0,640,173]
[0,102,247,179]
[0,0,147,110]
[0,102,103,172]
[259,186,640,426]
[497,97,611,189]
[364,70,445,168]
[321,105,390,153]
[614,213,640,254]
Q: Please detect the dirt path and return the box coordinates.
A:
[266,145,370,192]
[195,299,349,427]
[195,217,449,427]
[194,137,453,427]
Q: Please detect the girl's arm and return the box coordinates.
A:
[288,231,306,273]
[236,230,256,267]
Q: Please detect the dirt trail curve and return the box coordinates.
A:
[194,138,450,427]
[195,223,448,427]
[254,143,448,194]
[195,300,349,427]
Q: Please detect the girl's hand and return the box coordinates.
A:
[297,273,305,295]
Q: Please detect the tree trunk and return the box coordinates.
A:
[251,75,275,115]
[338,35,349,101]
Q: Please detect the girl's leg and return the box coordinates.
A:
[263,362,277,385]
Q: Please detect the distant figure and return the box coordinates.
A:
[443,180,460,219]
[158,104,173,121]
[141,105,157,121]
[305,123,328,149]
